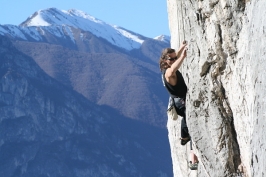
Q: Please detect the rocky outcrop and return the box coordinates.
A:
[167,0,266,177]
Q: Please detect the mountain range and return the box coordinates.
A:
[0,8,172,176]
[0,8,170,127]
[0,35,172,176]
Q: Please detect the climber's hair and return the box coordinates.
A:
[159,48,175,71]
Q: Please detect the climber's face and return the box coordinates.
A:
[166,52,177,66]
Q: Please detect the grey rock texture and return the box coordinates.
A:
[166,0,266,177]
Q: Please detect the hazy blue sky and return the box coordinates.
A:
[0,0,170,38]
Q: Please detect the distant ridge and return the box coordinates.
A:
[0,8,170,51]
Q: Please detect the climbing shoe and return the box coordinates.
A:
[189,161,198,170]
[180,136,190,145]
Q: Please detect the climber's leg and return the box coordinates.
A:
[180,109,190,145]
[189,140,199,170]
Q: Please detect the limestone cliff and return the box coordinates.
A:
[166,0,266,177]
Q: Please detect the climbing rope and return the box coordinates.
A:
[180,1,200,175]
[178,0,190,170]
[179,2,200,175]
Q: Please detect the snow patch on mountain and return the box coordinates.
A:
[25,27,44,41]
[154,35,170,43]
[0,25,27,40]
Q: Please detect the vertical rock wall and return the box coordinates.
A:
[166,0,266,176]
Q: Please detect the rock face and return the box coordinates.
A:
[166,0,266,177]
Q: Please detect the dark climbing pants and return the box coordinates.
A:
[180,108,193,150]
[181,109,189,138]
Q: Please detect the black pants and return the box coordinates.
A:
[180,108,193,150]
[180,108,189,138]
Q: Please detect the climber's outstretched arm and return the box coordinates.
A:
[176,41,187,58]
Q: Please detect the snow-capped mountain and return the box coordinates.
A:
[1,7,171,128]
[0,8,170,51]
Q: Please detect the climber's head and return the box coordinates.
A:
[159,48,177,71]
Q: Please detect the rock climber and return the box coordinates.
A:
[159,41,199,170]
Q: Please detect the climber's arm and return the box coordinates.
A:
[165,48,187,85]
[176,41,187,58]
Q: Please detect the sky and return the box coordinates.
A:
[0,0,170,38]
